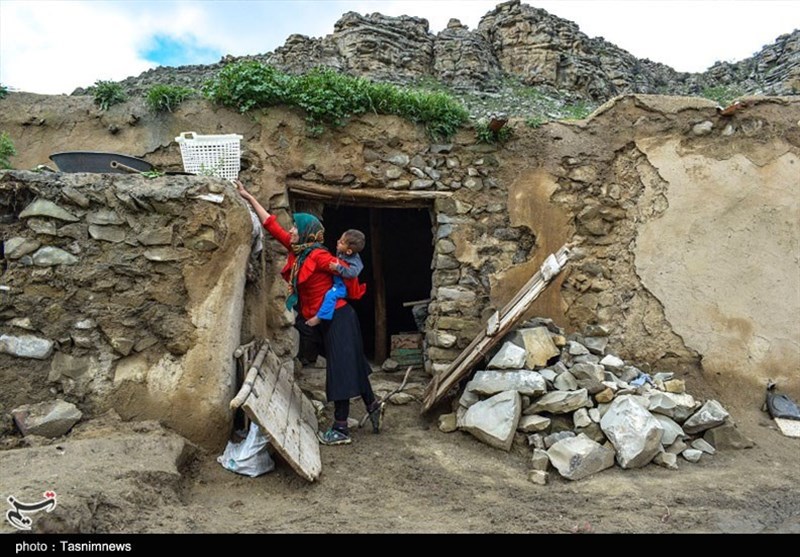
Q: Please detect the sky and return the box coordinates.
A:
[1,0,798,95]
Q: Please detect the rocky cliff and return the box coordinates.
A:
[100,0,799,110]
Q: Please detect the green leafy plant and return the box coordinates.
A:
[0,132,16,169]
[701,85,744,106]
[92,80,127,110]
[140,169,165,179]
[145,84,195,113]
[290,68,373,131]
[202,60,288,113]
[475,120,514,144]
[202,61,469,140]
[525,116,546,128]
[388,88,470,142]
[0,84,8,100]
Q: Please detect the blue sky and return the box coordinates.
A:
[1,0,798,95]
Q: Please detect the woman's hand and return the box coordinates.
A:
[232,179,270,222]
[232,179,253,200]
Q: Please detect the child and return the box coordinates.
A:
[305,229,366,327]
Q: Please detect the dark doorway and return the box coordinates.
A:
[320,205,433,363]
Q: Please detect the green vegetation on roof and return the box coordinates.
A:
[202,61,469,140]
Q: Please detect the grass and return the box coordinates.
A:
[145,84,196,113]
[91,80,127,110]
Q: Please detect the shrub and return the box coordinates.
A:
[0,85,8,100]
[202,61,469,140]
[0,132,16,169]
[290,68,373,132]
[145,84,195,113]
[202,60,288,113]
[391,89,469,142]
[92,80,127,110]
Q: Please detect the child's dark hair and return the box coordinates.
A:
[342,229,366,253]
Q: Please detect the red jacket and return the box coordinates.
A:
[263,215,365,320]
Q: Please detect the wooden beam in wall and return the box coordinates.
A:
[370,208,388,363]
[287,181,449,208]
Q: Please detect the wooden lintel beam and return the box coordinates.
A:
[287,181,450,207]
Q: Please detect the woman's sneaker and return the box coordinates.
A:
[368,402,384,434]
[317,427,352,445]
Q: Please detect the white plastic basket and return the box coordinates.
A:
[175,131,243,180]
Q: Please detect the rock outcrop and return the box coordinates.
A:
[96,0,799,110]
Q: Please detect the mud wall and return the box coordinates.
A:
[0,92,797,444]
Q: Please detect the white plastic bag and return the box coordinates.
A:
[217,422,275,477]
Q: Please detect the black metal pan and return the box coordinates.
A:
[49,151,155,173]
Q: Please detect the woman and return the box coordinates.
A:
[235,180,382,445]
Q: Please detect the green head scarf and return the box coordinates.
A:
[286,213,325,312]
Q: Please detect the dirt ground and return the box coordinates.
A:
[2,363,799,536]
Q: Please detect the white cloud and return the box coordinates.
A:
[2,1,152,93]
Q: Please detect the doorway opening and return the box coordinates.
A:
[296,202,434,364]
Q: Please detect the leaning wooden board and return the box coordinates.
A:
[421,245,572,412]
[240,344,321,482]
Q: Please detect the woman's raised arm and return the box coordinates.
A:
[234,179,270,223]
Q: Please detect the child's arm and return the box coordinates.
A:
[329,254,363,279]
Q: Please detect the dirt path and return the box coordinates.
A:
[2,367,798,534]
[168,367,800,534]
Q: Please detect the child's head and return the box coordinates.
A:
[336,229,365,255]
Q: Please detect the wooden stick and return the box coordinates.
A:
[230,341,269,409]
[359,366,413,428]
[402,298,431,307]
[110,160,144,174]
[233,338,258,359]
[371,208,387,363]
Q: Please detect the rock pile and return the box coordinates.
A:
[439,318,754,483]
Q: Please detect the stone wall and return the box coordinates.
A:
[0,172,251,450]
[1,91,798,447]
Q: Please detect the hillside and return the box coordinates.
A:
[75,0,800,120]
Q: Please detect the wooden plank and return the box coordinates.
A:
[288,181,450,208]
[280,382,303,473]
[371,208,388,363]
[486,311,500,336]
[241,342,321,482]
[422,245,572,412]
[292,384,322,479]
[299,389,318,432]
[425,275,548,406]
[264,362,293,448]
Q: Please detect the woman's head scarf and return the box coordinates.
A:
[286,213,325,311]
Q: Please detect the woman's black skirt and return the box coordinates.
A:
[295,303,372,402]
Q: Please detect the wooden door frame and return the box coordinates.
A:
[287,182,442,362]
